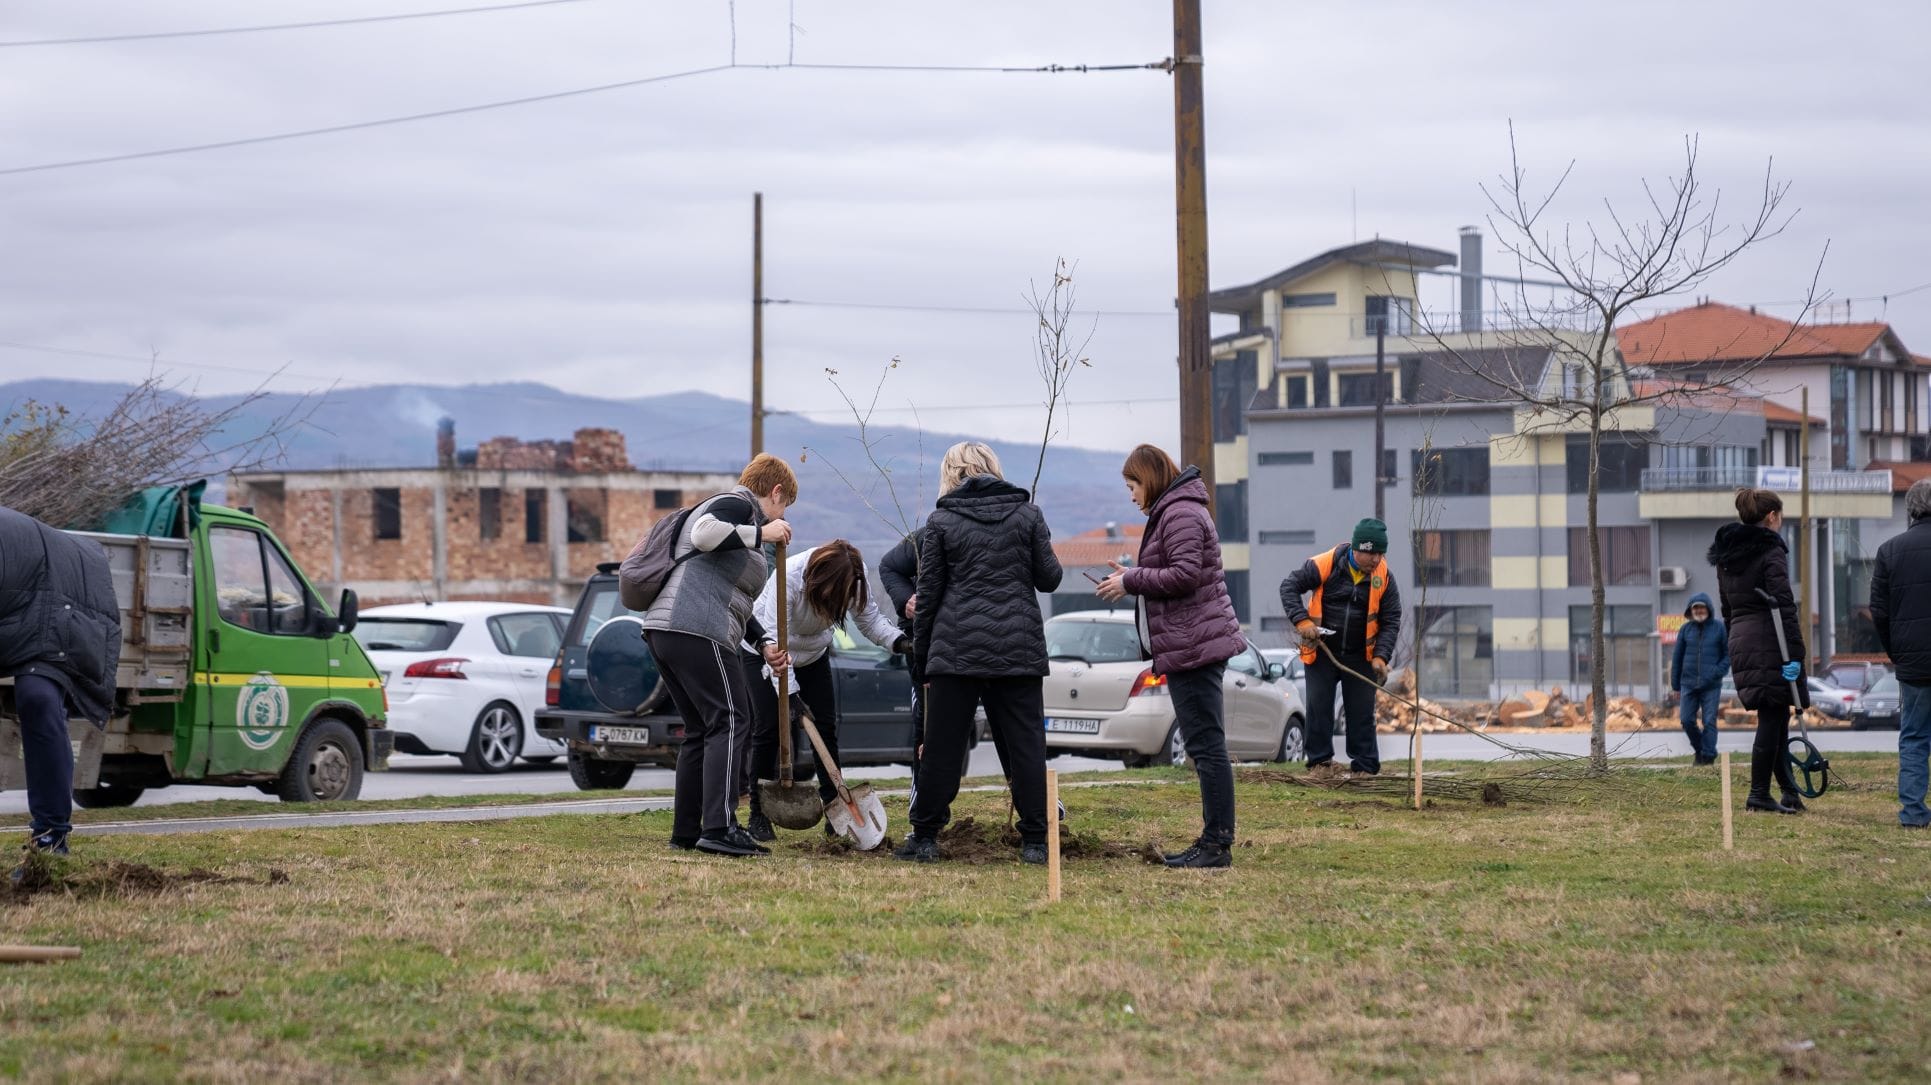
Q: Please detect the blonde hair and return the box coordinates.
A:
[739,452,798,505]
[939,441,1003,495]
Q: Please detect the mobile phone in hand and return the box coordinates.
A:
[1083,570,1105,585]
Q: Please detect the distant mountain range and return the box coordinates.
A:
[1,379,1144,554]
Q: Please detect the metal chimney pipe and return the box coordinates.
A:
[1459,226,1483,333]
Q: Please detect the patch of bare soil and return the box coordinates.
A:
[6,854,288,905]
[789,815,1148,865]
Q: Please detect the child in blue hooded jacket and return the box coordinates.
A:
[1671,591,1730,765]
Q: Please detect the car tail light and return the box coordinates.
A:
[403,657,468,679]
[545,662,563,706]
[1128,668,1168,697]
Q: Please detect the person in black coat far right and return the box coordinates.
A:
[1709,487,1811,815]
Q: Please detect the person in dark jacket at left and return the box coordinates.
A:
[1095,444,1245,868]
[898,442,1062,865]
[1279,519,1403,777]
[1709,488,1810,815]
[1,506,122,882]
[1670,592,1730,766]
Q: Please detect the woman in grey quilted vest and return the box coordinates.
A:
[642,453,795,857]
[898,442,1062,864]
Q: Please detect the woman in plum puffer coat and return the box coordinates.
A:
[1096,443,1245,868]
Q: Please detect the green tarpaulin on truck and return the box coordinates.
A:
[96,481,205,537]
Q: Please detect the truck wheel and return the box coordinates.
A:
[278,718,365,802]
[567,748,634,791]
[73,782,145,809]
[460,702,524,773]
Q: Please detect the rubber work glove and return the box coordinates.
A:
[1295,620,1318,646]
[1371,658,1389,683]
[1781,661,1802,682]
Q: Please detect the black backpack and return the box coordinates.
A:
[617,506,699,612]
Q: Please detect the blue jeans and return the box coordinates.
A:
[1899,679,1931,827]
[1678,685,1722,759]
[14,673,74,838]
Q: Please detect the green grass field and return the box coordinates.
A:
[5,754,1929,1082]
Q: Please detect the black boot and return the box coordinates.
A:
[1772,759,1807,812]
[1745,787,1796,814]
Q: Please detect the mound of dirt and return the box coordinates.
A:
[6,855,287,905]
[787,815,1144,865]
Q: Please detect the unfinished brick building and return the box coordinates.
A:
[229,422,738,606]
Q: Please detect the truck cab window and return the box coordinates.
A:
[209,526,314,635]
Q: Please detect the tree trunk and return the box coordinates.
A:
[1587,393,1609,774]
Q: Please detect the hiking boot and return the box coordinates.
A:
[1744,790,1797,815]
[1020,842,1047,865]
[745,811,775,842]
[695,828,769,857]
[1163,841,1232,869]
[893,833,940,863]
[1779,792,1808,813]
[7,831,68,889]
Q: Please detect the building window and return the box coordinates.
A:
[1417,606,1493,699]
[1381,449,1397,488]
[1566,525,1651,586]
[1283,375,1309,409]
[1258,451,1314,466]
[372,488,401,540]
[1257,529,1317,546]
[1281,292,1337,308]
[1566,436,1649,493]
[1412,447,1490,496]
[1214,481,1248,542]
[1223,569,1251,624]
[1364,295,1414,336]
[1213,352,1258,442]
[1415,530,1491,588]
[1259,616,1294,633]
[1336,371,1394,407]
[1332,450,1353,489]
[525,489,546,544]
[1569,604,1653,696]
[653,488,683,510]
[566,489,607,544]
[478,488,502,541]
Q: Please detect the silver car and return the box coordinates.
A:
[1042,611,1305,767]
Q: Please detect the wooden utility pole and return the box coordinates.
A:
[751,192,765,458]
[1799,386,1812,668]
[1172,0,1213,497]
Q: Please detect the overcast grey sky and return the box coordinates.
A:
[3,1,1926,455]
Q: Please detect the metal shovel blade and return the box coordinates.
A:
[825,783,888,850]
[758,776,823,830]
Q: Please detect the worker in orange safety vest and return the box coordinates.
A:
[1278,518,1403,776]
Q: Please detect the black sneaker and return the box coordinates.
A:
[1020,842,1047,865]
[695,829,768,857]
[893,834,940,863]
[1163,841,1232,869]
[667,836,698,851]
[26,830,68,856]
[746,812,775,842]
[1692,754,1715,767]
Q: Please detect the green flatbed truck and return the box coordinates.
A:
[0,489,392,806]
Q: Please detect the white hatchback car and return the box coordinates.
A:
[354,601,571,773]
[1042,610,1306,767]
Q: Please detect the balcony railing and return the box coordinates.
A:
[1639,466,1894,494]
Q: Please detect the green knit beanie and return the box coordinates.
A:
[1351,518,1389,554]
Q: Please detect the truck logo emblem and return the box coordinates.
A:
[237,672,291,751]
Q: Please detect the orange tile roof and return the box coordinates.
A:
[1054,523,1143,568]
[1869,460,1931,494]
[1618,302,1889,366]
[1761,400,1827,427]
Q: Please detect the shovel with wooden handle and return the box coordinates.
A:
[796,704,888,850]
[757,542,822,829]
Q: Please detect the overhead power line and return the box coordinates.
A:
[0,58,1170,177]
[0,0,599,47]
[763,297,1173,318]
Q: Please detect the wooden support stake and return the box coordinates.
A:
[1719,750,1734,851]
[1046,769,1062,903]
[1412,727,1424,811]
[0,946,81,963]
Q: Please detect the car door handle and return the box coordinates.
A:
[518,669,541,678]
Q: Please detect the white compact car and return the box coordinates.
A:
[1042,610,1305,767]
[354,601,571,772]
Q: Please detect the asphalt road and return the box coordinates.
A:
[1,728,1904,819]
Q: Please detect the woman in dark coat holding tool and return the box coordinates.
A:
[1710,487,1811,814]
[897,441,1062,865]
[1095,444,1245,869]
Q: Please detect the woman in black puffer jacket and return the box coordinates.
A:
[1709,487,1811,815]
[898,441,1063,864]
